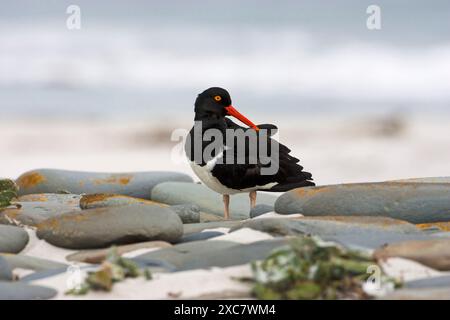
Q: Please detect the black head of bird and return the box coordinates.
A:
[194,87,259,131]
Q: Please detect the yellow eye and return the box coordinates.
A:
[214,95,222,102]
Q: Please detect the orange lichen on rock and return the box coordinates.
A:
[36,210,90,230]
[416,222,450,232]
[80,193,167,209]
[18,194,49,202]
[298,215,411,227]
[91,175,133,186]
[294,186,329,197]
[16,172,46,189]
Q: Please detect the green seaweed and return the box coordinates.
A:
[250,237,398,300]
[0,179,18,209]
[67,246,142,295]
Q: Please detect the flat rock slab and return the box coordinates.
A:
[134,240,238,270]
[405,276,450,289]
[151,182,278,219]
[66,241,172,264]
[0,281,57,299]
[374,239,450,271]
[416,222,450,232]
[0,254,67,272]
[275,182,450,224]
[0,194,82,227]
[183,221,243,235]
[178,231,225,243]
[180,238,289,271]
[134,238,289,271]
[392,177,450,183]
[80,194,200,224]
[0,225,29,253]
[16,169,193,199]
[36,204,183,249]
[0,256,13,281]
[381,288,450,300]
[231,216,428,250]
[250,204,274,218]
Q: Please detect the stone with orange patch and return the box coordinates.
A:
[16,172,46,189]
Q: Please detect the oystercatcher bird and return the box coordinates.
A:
[185,87,315,219]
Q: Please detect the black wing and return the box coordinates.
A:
[211,118,315,191]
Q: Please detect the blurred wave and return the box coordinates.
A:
[0,0,449,118]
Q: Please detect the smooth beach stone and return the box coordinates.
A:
[404,276,450,289]
[0,254,67,272]
[0,256,13,281]
[134,238,289,272]
[151,182,278,219]
[169,204,200,224]
[66,241,172,264]
[0,195,82,227]
[199,212,226,222]
[16,169,193,199]
[275,182,450,224]
[0,225,29,253]
[180,238,289,271]
[79,193,164,209]
[373,239,450,271]
[416,222,450,233]
[0,281,57,299]
[380,288,450,300]
[79,194,200,224]
[250,204,274,218]
[178,231,225,243]
[231,216,429,250]
[392,177,450,183]
[20,268,69,283]
[36,204,183,249]
[183,221,243,235]
[134,240,239,270]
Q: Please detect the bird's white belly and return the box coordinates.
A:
[188,148,276,194]
[189,161,242,195]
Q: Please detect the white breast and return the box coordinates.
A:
[188,149,277,195]
[189,148,242,195]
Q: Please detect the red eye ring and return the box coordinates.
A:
[214,95,222,102]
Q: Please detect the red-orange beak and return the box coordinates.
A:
[224,105,259,131]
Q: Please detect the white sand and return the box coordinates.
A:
[31,264,253,300]
[209,228,273,244]
[380,257,450,282]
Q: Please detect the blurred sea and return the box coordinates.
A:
[1,0,450,120]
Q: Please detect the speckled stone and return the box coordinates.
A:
[36,204,183,249]
[0,254,67,271]
[0,256,13,281]
[374,238,450,271]
[231,216,429,250]
[79,194,200,224]
[134,238,289,271]
[0,225,29,253]
[250,204,274,218]
[381,288,450,300]
[0,194,81,227]
[404,276,450,289]
[275,182,450,223]
[16,169,193,199]
[0,282,57,299]
[178,231,225,243]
